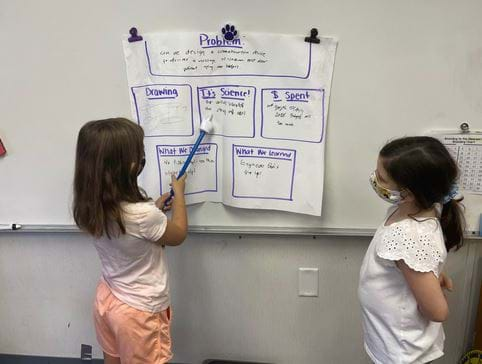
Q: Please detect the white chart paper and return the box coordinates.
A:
[123,31,337,215]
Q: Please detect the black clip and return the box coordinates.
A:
[305,28,320,44]
[128,27,143,43]
[460,122,470,133]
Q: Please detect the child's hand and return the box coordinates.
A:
[171,174,187,196]
[439,272,453,292]
[155,192,173,212]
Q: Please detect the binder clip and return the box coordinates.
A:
[128,27,143,43]
[460,122,470,133]
[305,28,320,44]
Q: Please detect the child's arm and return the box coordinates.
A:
[155,174,188,246]
[397,260,449,322]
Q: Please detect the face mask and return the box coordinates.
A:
[369,171,401,204]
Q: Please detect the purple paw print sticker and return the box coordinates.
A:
[222,24,238,41]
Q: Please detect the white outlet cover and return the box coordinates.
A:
[298,267,319,297]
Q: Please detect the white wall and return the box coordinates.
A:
[2,0,482,231]
[0,233,479,364]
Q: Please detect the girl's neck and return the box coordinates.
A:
[397,201,420,217]
[388,201,437,224]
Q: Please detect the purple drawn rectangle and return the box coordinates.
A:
[231,144,296,201]
[156,143,218,196]
[260,88,325,143]
[145,41,313,79]
[131,84,194,138]
[197,85,256,138]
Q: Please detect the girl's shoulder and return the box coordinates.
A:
[376,216,447,276]
[121,200,168,242]
[384,215,442,235]
[121,200,163,226]
[121,200,156,215]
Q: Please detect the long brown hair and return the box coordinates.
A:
[73,118,148,238]
[380,136,465,251]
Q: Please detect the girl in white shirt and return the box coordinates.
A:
[358,136,465,364]
[73,118,188,364]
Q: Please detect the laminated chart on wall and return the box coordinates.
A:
[123,31,337,215]
[437,134,482,194]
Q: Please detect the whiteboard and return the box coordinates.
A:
[1,0,481,232]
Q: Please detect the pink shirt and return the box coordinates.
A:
[93,201,169,313]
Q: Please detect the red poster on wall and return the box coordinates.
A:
[0,138,6,156]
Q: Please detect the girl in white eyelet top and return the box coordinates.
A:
[358,136,465,364]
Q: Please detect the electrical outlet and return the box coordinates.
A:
[298,267,319,297]
[81,344,92,361]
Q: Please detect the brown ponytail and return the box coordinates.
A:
[440,198,465,251]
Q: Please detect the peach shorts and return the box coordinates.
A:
[93,280,172,364]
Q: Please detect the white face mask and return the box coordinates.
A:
[369,172,401,204]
